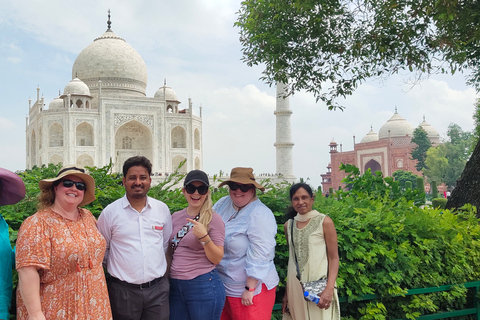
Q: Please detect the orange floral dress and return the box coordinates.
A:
[16,208,112,320]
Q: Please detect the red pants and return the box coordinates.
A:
[220,284,276,320]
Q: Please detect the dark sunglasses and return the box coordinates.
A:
[228,183,254,192]
[185,184,209,195]
[62,179,86,191]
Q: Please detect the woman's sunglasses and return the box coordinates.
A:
[228,183,254,192]
[185,184,209,195]
[62,179,86,191]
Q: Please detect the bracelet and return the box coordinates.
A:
[201,238,211,246]
[198,233,209,240]
[245,286,255,292]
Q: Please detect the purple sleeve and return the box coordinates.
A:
[209,212,225,247]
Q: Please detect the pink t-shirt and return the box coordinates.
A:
[169,209,225,280]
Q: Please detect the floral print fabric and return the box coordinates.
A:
[16,208,112,320]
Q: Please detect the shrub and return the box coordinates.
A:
[3,164,480,319]
[432,198,448,209]
[431,181,438,198]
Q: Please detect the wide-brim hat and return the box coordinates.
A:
[39,165,96,207]
[218,167,265,191]
[0,168,26,206]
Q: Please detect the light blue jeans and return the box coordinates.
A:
[169,269,226,320]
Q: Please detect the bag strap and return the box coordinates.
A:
[171,213,200,251]
[290,219,303,281]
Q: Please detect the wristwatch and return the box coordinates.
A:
[245,286,255,292]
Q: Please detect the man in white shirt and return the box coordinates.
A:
[98,156,172,320]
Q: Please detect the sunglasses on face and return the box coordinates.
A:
[62,179,86,191]
[185,184,209,195]
[228,183,254,192]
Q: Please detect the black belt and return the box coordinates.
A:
[110,276,163,290]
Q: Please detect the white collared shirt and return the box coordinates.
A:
[97,195,172,284]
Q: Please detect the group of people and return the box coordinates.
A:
[0,156,341,320]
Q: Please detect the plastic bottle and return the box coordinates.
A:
[304,291,320,304]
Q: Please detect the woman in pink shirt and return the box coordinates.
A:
[169,170,226,320]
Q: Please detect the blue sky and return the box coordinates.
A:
[0,0,477,188]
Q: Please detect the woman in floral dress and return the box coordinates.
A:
[16,165,112,320]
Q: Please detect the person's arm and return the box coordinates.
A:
[318,216,339,310]
[187,218,224,264]
[96,210,111,268]
[241,277,258,306]
[17,266,46,320]
[282,221,289,313]
[244,206,277,305]
[163,207,173,254]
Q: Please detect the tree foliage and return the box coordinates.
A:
[410,126,432,172]
[423,123,472,187]
[472,99,480,151]
[392,170,419,190]
[235,0,480,109]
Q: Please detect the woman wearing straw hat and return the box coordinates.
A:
[0,168,26,320]
[213,167,279,320]
[16,165,112,320]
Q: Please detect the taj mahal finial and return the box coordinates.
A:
[423,114,426,122]
[107,9,112,30]
[164,78,167,86]
[395,106,398,113]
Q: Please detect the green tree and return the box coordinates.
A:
[410,127,432,172]
[423,123,472,188]
[235,0,480,108]
[392,170,418,190]
[471,99,480,150]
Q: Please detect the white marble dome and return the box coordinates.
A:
[72,29,148,96]
[64,78,90,96]
[420,117,440,141]
[378,111,414,139]
[360,127,379,143]
[48,97,64,110]
[155,85,179,101]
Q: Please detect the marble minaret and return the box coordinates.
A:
[274,82,295,181]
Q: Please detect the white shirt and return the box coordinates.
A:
[97,195,172,284]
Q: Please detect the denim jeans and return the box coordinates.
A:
[169,269,226,320]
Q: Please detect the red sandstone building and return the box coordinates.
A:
[321,110,440,193]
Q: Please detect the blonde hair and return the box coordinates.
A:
[197,191,213,230]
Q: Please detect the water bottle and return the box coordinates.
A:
[304,291,320,304]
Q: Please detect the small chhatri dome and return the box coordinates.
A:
[154,84,179,102]
[420,115,440,141]
[48,96,64,110]
[360,126,379,143]
[378,109,414,139]
[63,78,91,96]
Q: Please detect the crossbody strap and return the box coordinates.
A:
[290,219,303,281]
[171,213,200,251]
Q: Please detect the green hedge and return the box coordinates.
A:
[432,197,448,209]
[3,164,480,320]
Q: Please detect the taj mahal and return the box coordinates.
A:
[25,15,203,174]
[25,14,296,183]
